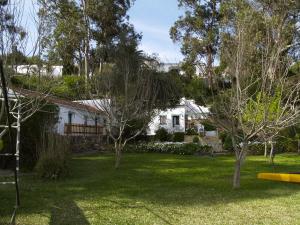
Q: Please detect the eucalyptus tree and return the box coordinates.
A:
[38,0,135,80]
[0,0,26,64]
[170,0,222,85]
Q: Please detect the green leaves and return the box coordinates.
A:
[242,89,283,125]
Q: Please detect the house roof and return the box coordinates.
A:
[10,88,102,114]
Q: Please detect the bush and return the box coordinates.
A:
[248,143,265,155]
[173,132,185,142]
[223,135,234,151]
[201,120,216,131]
[193,136,200,143]
[21,104,59,170]
[35,133,70,180]
[155,128,171,142]
[124,143,212,155]
[0,104,59,171]
[186,128,198,135]
[219,131,227,143]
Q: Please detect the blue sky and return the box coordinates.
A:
[129,0,184,62]
[21,0,184,62]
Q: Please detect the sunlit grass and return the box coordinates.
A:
[1,153,300,225]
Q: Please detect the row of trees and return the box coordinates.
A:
[2,0,299,188]
[172,0,300,188]
[2,1,183,170]
[37,0,139,78]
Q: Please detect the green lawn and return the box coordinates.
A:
[1,153,300,225]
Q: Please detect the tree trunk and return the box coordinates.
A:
[269,140,274,164]
[232,138,246,189]
[99,60,103,74]
[233,158,242,189]
[207,45,213,88]
[82,0,90,84]
[264,141,268,157]
[297,140,300,155]
[114,144,122,169]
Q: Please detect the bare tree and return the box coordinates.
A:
[87,43,180,168]
[209,0,300,188]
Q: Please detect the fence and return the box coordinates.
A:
[64,123,105,136]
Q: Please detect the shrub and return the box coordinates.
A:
[219,131,227,143]
[193,136,200,143]
[35,132,70,180]
[173,132,185,142]
[20,104,59,170]
[223,135,234,151]
[155,128,171,142]
[201,120,216,131]
[186,128,198,135]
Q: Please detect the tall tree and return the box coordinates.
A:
[38,0,135,79]
[170,0,221,85]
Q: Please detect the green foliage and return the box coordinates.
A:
[289,61,300,76]
[52,76,85,99]
[155,128,171,142]
[276,126,300,152]
[173,132,185,142]
[243,89,283,125]
[223,135,234,151]
[201,120,216,131]
[182,77,211,105]
[38,0,135,75]
[219,131,234,151]
[219,131,227,143]
[124,143,212,155]
[193,136,200,144]
[170,0,221,77]
[35,133,70,180]
[186,128,198,135]
[11,75,86,100]
[20,104,59,170]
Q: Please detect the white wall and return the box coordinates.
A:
[16,65,63,77]
[56,105,104,135]
[147,107,186,136]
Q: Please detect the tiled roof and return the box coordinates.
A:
[11,88,102,114]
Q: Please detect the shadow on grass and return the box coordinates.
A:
[1,153,300,224]
[49,200,90,225]
[102,198,173,225]
[70,153,300,204]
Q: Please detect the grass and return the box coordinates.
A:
[1,153,300,225]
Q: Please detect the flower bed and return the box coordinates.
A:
[124,143,212,155]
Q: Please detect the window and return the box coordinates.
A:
[84,115,88,125]
[68,112,73,124]
[172,116,180,127]
[159,115,167,125]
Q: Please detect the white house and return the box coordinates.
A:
[10,88,106,136]
[147,98,210,136]
[15,65,63,77]
[157,62,205,77]
[51,98,106,136]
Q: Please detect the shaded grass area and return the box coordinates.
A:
[1,153,300,225]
